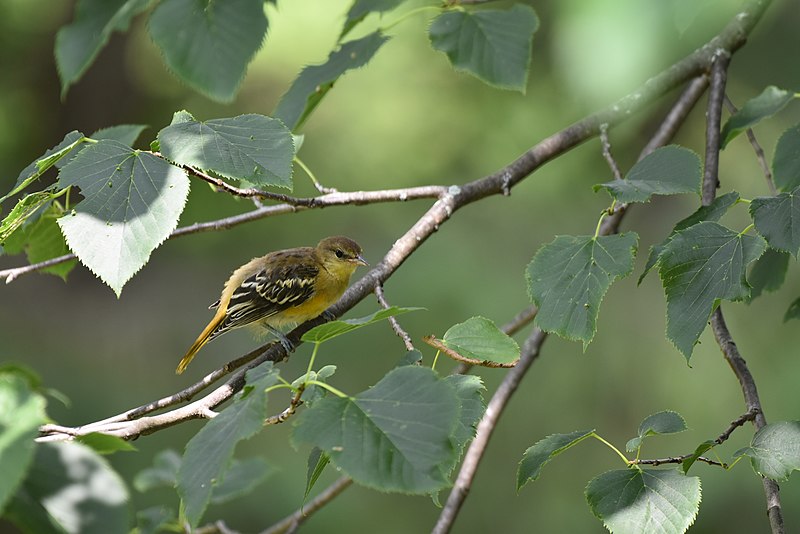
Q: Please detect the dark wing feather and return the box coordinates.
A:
[211,256,319,339]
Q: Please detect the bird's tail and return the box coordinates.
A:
[176,314,224,374]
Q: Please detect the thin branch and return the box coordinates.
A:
[260,477,353,534]
[374,284,416,351]
[1,185,447,283]
[423,335,517,368]
[723,95,777,195]
[600,123,624,182]
[703,52,785,534]
[632,456,726,468]
[716,408,759,445]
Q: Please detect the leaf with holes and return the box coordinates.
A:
[274,31,389,130]
[586,468,701,534]
[750,186,800,257]
[527,233,638,348]
[517,430,595,490]
[158,114,294,189]
[595,146,701,203]
[429,5,538,92]
[735,421,800,481]
[56,140,190,296]
[721,86,796,148]
[148,0,267,102]
[658,222,766,360]
[292,366,460,494]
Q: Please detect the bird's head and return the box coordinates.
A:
[316,236,368,276]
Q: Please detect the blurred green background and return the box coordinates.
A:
[1,0,799,532]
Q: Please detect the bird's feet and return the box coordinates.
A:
[321,310,336,321]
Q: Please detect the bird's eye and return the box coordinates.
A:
[335,249,344,259]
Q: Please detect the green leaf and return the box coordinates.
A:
[2,202,77,280]
[586,468,701,534]
[397,349,423,366]
[304,448,330,502]
[301,306,423,344]
[342,0,407,38]
[147,0,268,103]
[55,0,149,98]
[0,374,47,515]
[274,31,390,131]
[721,86,796,148]
[158,114,294,189]
[748,248,790,301]
[681,440,715,474]
[2,131,86,204]
[750,186,800,257]
[445,374,485,452]
[76,433,137,455]
[595,146,702,203]
[134,450,181,492]
[5,441,129,534]
[517,430,594,490]
[56,140,190,296]
[527,232,638,348]
[440,316,520,364]
[658,222,766,360]
[92,124,148,146]
[735,421,800,481]
[639,192,740,284]
[0,191,61,244]
[135,506,177,534]
[429,6,539,93]
[293,365,337,405]
[626,411,687,452]
[773,123,800,191]
[210,457,276,504]
[177,362,279,527]
[785,297,800,322]
[292,366,460,494]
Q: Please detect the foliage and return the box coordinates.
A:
[1,1,798,533]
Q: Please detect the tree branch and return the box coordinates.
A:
[260,477,353,534]
[723,95,777,195]
[374,284,416,351]
[703,51,785,534]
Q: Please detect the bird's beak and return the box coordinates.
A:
[353,254,369,267]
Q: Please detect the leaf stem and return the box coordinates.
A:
[382,6,441,33]
[305,343,321,384]
[294,157,333,194]
[305,380,349,399]
[739,223,755,236]
[591,433,630,465]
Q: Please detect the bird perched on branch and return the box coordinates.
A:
[176,236,367,374]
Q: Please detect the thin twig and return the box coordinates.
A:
[716,408,759,444]
[600,123,624,182]
[633,456,726,468]
[703,52,785,534]
[423,335,517,368]
[1,185,447,283]
[260,477,353,534]
[374,284,416,351]
[723,95,777,195]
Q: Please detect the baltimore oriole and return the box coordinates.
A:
[176,236,367,374]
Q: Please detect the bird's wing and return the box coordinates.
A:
[213,259,319,337]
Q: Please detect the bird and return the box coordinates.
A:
[176,236,368,374]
